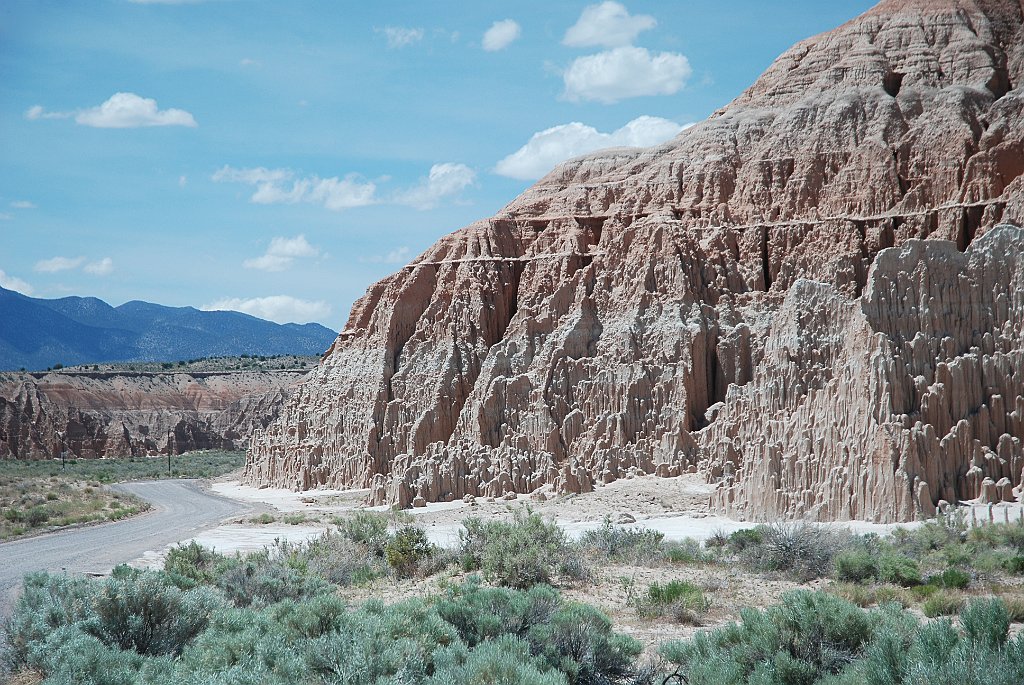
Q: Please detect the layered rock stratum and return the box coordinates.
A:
[0,370,304,459]
[246,0,1024,522]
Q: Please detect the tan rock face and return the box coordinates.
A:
[246,0,1024,522]
[0,371,303,459]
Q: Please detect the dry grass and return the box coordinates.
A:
[0,473,149,540]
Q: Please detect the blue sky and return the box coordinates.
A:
[1,0,876,330]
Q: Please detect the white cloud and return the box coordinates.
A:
[33,255,113,276]
[361,246,412,264]
[213,166,377,211]
[201,296,331,324]
[0,213,12,221]
[482,19,521,51]
[0,269,34,295]
[10,200,36,209]
[178,175,188,187]
[240,57,260,67]
[495,115,688,180]
[75,92,196,128]
[563,2,655,48]
[28,93,196,128]
[24,105,69,121]
[84,257,114,276]
[243,234,320,272]
[35,256,85,273]
[381,26,424,48]
[563,46,691,103]
[396,163,476,210]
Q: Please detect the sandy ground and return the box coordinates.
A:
[130,472,1024,575]
[200,473,945,552]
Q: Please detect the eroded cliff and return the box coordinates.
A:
[246,0,1024,522]
[0,370,304,459]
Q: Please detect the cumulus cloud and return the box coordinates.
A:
[361,246,412,264]
[395,163,476,210]
[482,19,521,51]
[202,296,330,324]
[84,257,114,276]
[27,93,197,128]
[213,166,377,211]
[10,200,36,209]
[495,115,688,180]
[381,26,424,48]
[563,46,691,103]
[563,2,655,48]
[0,269,34,295]
[76,93,196,128]
[243,234,320,272]
[35,256,86,273]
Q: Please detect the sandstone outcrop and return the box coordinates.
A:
[246,0,1024,522]
[0,370,304,460]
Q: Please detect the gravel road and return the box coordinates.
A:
[0,479,249,617]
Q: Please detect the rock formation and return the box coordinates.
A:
[0,370,304,460]
[246,0,1024,522]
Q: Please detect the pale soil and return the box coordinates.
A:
[206,473,934,551]
[126,473,1024,653]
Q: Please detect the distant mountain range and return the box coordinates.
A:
[0,286,337,371]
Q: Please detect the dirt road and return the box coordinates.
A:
[0,479,249,616]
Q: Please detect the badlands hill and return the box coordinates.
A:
[0,368,307,459]
[246,0,1024,523]
[0,286,336,371]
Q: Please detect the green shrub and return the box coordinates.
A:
[577,519,664,562]
[215,549,329,607]
[384,525,435,577]
[878,553,921,587]
[3,571,98,669]
[337,510,391,555]
[663,538,713,565]
[726,527,763,553]
[741,524,845,581]
[29,627,148,685]
[834,549,879,583]
[164,541,227,586]
[86,565,223,656]
[459,510,581,589]
[659,590,873,684]
[922,589,965,618]
[428,635,566,685]
[283,513,307,525]
[960,598,1010,649]
[1005,555,1024,575]
[250,512,276,524]
[301,531,386,586]
[435,579,642,685]
[928,567,970,590]
[635,580,710,624]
